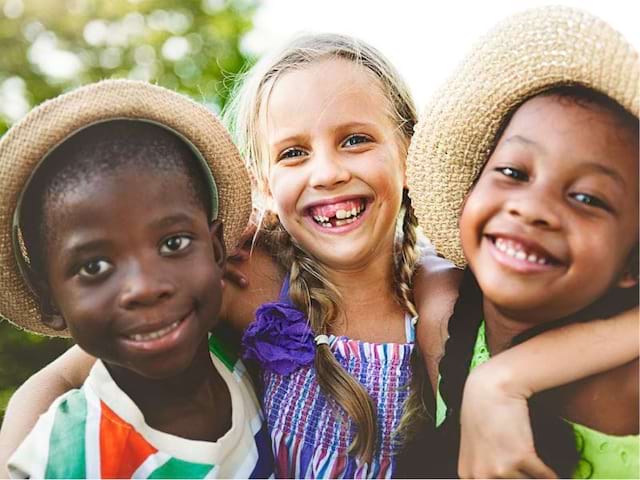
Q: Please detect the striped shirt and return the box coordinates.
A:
[263,316,415,478]
[9,334,273,479]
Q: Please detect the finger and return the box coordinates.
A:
[520,458,557,479]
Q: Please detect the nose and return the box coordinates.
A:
[118,258,175,309]
[308,148,351,188]
[505,185,561,229]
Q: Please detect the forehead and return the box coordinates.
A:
[497,95,638,179]
[263,57,393,137]
[45,167,202,226]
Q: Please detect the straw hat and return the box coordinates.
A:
[407,6,639,267]
[0,79,252,336]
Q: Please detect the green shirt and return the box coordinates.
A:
[436,322,639,479]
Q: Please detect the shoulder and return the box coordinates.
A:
[8,388,88,478]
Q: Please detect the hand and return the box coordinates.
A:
[223,222,257,289]
[458,363,557,478]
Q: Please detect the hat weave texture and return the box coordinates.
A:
[407,6,639,267]
[0,79,252,336]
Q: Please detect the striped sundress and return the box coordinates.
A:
[8,334,273,479]
[262,317,415,478]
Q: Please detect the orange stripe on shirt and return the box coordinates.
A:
[99,401,157,478]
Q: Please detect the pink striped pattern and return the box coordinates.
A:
[262,333,413,478]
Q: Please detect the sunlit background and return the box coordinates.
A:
[0,0,637,421]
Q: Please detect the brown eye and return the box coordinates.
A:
[160,235,192,255]
[79,259,112,278]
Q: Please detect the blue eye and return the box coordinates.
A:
[160,235,192,255]
[79,259,112,278]
[342,134,370,147]
[278,147,307,161]
[496,166,528,181]
[571,193,610,211]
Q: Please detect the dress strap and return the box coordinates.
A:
[405,314,417,343]
[278,275,291,304]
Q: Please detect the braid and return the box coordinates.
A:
[433,267,484,476]
[393,191,429,445]
[393,189,420,318]
[258,214,377,462]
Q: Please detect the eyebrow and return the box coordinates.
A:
[504,135,627,189]
[62,238,111,259]
[148,212,198,231]
[503,134,545,153]
[581,162,627,190]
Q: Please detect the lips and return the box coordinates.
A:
[120,311,191,345]
[306,197,368,228]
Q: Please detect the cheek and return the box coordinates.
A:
[268,168,299,213]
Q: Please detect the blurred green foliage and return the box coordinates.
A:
[0,0,256,424]
[0,0,257,134]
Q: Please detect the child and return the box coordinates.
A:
[400,7,639,478]
[0,80,273,478]
[1,33,637,480]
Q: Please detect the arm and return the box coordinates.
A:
[459,307,639,478]
[412,247,462,391]
[0,345,95,476]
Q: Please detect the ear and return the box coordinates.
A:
[40,298,67,331]
[42,313,67,331]
[32,280,67,331]
[617,248,639,289]
[209,220,226,268]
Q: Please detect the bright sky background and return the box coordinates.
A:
[244,0,639,109]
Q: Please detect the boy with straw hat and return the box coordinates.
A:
[1,79,273,478]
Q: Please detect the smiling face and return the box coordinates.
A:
[43,168,225,379]
[460,94,639,323]
[263,58,407,271]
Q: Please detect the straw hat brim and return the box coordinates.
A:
[0,79,252,336]
[407,6,639,267]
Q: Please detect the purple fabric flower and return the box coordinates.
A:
[242,302,315,375]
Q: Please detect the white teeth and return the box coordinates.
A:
[493,237,551,265]
[128,319,181,342]
[311,201,365,226]
[335,217,357,227]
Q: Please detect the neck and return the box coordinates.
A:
[482,300,546,355]
[108,338,216,400]
[325,246,406,341]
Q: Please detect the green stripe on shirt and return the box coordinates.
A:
[45,392,88,478]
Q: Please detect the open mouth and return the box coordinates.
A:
[307,198,367,228]
[125,316,186,343]
[488,236,561,266]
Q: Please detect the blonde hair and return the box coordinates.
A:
[224,33,420,461]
